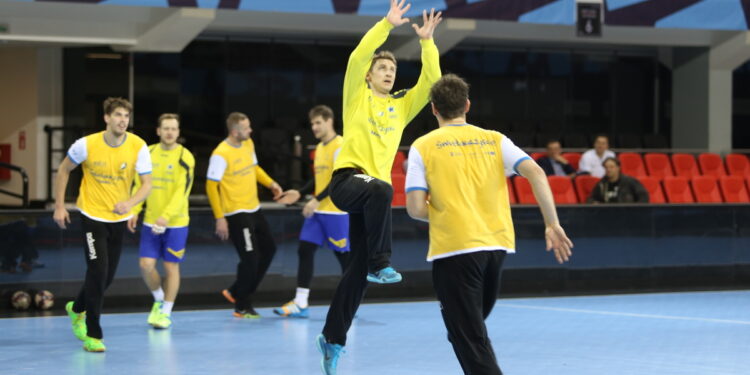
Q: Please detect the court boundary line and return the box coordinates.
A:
[496,303,750,325]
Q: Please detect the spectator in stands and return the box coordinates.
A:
[537,139,576,177]
[587,157,649,203]
[579,134,615,178]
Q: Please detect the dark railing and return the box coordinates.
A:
[0,162,29,208]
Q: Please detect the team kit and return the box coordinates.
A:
[51,1,572,374]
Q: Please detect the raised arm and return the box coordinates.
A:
[343,0,409,112]
[402,8,442,122]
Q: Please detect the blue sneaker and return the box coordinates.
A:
[273,301,309,318]
[316,334,344,375]
[367,266,402,284]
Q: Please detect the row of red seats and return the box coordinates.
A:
[529,152,750,179]
[507,175,750,204]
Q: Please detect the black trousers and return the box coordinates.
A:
[72,216,126,340]
[322,168,393,345]
[226,211,277,311]
[297,240,349,289]
[432,251,506,375]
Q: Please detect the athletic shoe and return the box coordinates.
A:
[151,313,172,329]
[221,289,236,304]
[273,301,309,318]
[366,266,402,284]
[232,307,260,319]
[316,334,344,375]
[147,301,163,326]
[65,301,87,341]
[83,336,106,352]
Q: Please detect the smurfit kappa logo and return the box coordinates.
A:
[86,232,97,260]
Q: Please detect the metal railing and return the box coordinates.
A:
[0,161,29,208]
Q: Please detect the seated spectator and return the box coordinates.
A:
[579,134,615,178]
[587,157,649,203]
[537,139,576,177]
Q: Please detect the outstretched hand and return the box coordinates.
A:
[386,0,412,27]
[545,224,573,264]
[412,8,442,40]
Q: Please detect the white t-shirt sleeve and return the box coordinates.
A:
[252,151,258,166]
[405,147,428,193]
[501,136,532,175]
[135,144,152,175]
[333,147,341,163]
[207,155,227,182]
[578,150,595,173]
[67,137,87,165]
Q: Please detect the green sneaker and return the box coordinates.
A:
[152,313,172,329]
[147,301,163,326]
[65,301,87,341]
[83,336,106,352]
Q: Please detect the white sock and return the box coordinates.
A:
[161,301,174,315]
[294,287,310,308]
[151,288,164,302]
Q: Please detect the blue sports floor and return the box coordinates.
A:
[1,291,748,375]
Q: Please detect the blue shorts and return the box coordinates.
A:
[299,213,350,252]
[139,226,189,263]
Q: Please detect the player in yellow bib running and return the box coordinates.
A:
[207,112,293,318]
[273,105,350,318]
[405,75,573,374]
[128,113,195,330]
[316,1,442,373]
[53,97,152,352]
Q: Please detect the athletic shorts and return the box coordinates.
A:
[139,225,189,263]
[299,212,350,252]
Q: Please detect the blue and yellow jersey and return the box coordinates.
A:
[67,131,151,222]
[405,125,531,261]
[314,135,344,214]
[132,144,194,227]
[333,18,441,184]
[206,139,275,218]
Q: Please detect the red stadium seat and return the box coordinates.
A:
[663,176,694,203]
[574,175,599,203]
[513,177,537,204]
[506,178,517,204]
[392,151,407,174]
[619,152,647,177]
[719,176,750,203]
[530,152,545,161]
[636,176,666,204]
[725,154,750,177]
[391,174,406,206]
[698,153,726,177]
[562,152,582,170]
[671,153,700,179]
[643,153,674,180]
[691,176,722,203]
[547,176,577,204]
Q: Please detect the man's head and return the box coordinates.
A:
[430,74,470,121]
[366,51,397,96]
[157,113,180,147]
[103,97,132,137]
[226,112,251,141]
[603,157,621,181]
[309,105,335,141]
[546,139,562,157]
[594,134,610,154]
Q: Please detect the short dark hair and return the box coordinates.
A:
[309,105,334,121]
[546,139,561,147]
[369,51,397,72]
[602,157,620,167]
[594,134,609,143]
[158,113,179,127]
[103,97,132,116]
[430,74,469,120]
[226,112,249,131]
